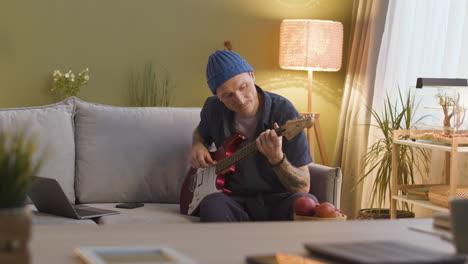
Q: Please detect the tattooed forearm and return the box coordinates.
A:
[272,156,310,193]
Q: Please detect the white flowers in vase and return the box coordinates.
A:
[51,68,90,97]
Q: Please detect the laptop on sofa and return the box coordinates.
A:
[29,177,119,219]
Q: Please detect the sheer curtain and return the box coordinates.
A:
[333,0,389,219]
[361,0,468,210]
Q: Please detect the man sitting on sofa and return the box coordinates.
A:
[189,50,317,222]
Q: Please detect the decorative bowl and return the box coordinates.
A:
[293,213,347,221]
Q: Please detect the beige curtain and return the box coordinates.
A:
[333,0,389,219]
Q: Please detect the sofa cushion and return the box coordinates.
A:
[74,98,201,203]
[0,98,76,202]
[89,203,199,224]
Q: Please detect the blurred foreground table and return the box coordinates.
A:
[31,218,457,264]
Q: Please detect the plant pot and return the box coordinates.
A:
[357,208,414,220]
[0,206,31,264]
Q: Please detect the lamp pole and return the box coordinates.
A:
[306,70,315,162]
[308,70,313,113]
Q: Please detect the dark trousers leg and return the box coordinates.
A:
[270,192,318,221]
[199,192,250,222]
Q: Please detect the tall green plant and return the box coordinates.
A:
[130,63,172,107]
[356,89,430,211]
[0,130,45,208]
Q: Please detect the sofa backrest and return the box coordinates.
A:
[73,98,201,204]
[0,98,76,203]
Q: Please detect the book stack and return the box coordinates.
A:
[406,187,429,200]
[408,212,453,242]
[433,212,451,231]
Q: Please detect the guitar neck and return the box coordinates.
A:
[214,126,285,174]
[215,141,257,174]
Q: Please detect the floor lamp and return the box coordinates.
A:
[279,19,343,165]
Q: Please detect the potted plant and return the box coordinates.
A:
[0,130,45,264]
[51,68,90,99]
[437,90,466,136]
[129,63,172,107]
[356,89,430,219]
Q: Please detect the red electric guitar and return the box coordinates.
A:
[179,115,314,216]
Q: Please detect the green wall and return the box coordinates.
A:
[0,0,353,164]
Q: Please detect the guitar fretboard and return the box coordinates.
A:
[214,126,286,174]
[215,141,257,174]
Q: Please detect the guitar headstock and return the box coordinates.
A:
[276,115,315,140]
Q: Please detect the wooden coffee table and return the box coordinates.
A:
[31,218,456,263]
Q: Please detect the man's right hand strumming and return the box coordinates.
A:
[189,128,216,169]
[189,143,216,169]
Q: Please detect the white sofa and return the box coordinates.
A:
[0,97,342,225]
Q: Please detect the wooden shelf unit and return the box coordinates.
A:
[392,195,449,213]
[390,130,468,219]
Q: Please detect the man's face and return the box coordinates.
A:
[216,72,259,117]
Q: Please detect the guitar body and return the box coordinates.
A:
[179,133,246,216]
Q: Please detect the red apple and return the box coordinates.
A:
[315,202,338,218]
[293,196,317,216]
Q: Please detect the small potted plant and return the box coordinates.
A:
[51,68,90,99]
[0,130,45,264]
[437,91,466,136]
[356,89,430,219]
[129,63,172,107]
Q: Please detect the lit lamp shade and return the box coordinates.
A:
[279,19,343,71]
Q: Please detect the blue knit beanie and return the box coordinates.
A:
[206,50,254,95]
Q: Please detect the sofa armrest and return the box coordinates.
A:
[308,163,342,209]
